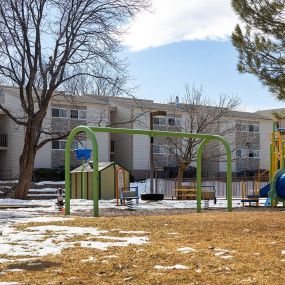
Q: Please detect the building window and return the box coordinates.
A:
[52,140,66,150]
[248,124,259,133]
[110,140,115,153]
[153,145,167,154]
[153,117,166,126]
[52,108,67,118]
[0,89,4,96]
[236,149,248,158]
[236,123,247,132]
[70,109,87,120]
[168,117,181,126]
[249,149,260,158]
[52,140,79,150]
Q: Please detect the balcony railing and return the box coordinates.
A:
[0,134,7,148]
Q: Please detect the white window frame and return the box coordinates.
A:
[52,140,80,150]
[248,124,259,133]
[168,117,181,127]
[52,140,66,150]
[153,117,167,126]
[236,123,247,132]
[70,109,87,120]
[249,149,260,158]
[153,145,167,155]
[52,108,67,118]
[236,149,249,158]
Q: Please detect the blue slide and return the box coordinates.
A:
[259,183,270,198]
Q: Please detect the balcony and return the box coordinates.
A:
[0,134,7,150]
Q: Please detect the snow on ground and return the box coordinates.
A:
[177,247,197,253]
[0,224,149,258]
[154,264,189,270]
[35,181,65,186]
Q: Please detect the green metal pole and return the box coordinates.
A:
[196,139,208,213]
[197,138,232,212]
[81,160,87,199]
[65,126,99,216]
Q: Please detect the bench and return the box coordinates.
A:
[173,188,196,200]
[241,195,259,206]
[172,186,217,204]
[120,187,139,205]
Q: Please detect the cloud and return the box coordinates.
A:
[123,0,240,51]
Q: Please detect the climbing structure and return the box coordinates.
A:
[268,123,285,206]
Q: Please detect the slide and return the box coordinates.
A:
[259,183,270,198]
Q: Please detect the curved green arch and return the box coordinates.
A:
[196,138,232,213]
[65,126,232,216]
[65,126,99,216]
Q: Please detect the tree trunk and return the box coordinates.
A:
[176,162,187,189]
[14,125,38,199]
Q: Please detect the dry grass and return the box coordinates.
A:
[1,211,285,284]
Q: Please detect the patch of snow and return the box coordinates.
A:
[0,180,18,184]
[177,247,197,253]
[0,224,149,258]
[220,255,233,259]
[35,181,65,186]
[29,188,58,193]
[281,250,285,255]
[166,232,177,235]
[80,236,149,251]
[154,264,189,270]
[0,258,11,263]
[213,248,233,259]
[119,230,146,234]
[3,269,24,272]
[81,256,97,263]
[0,283,19,285]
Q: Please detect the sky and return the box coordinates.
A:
[122,0,281,112]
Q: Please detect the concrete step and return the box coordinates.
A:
[27,188,65,200]
[27,193,65,200]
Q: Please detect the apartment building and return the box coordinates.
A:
[0,85,274,180]
[0,86,110,179]
[108,98,272,179]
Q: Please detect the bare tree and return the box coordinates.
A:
[0,0,149,199]
[165,85,240,188]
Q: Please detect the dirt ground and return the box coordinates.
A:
[1,210,285,285]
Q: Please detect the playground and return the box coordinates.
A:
[1,125,285,284]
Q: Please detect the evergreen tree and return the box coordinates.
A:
[231,0,285,99]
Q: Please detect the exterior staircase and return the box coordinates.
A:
[27,182,65,200]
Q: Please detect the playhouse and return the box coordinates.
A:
[70,161,130,200]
